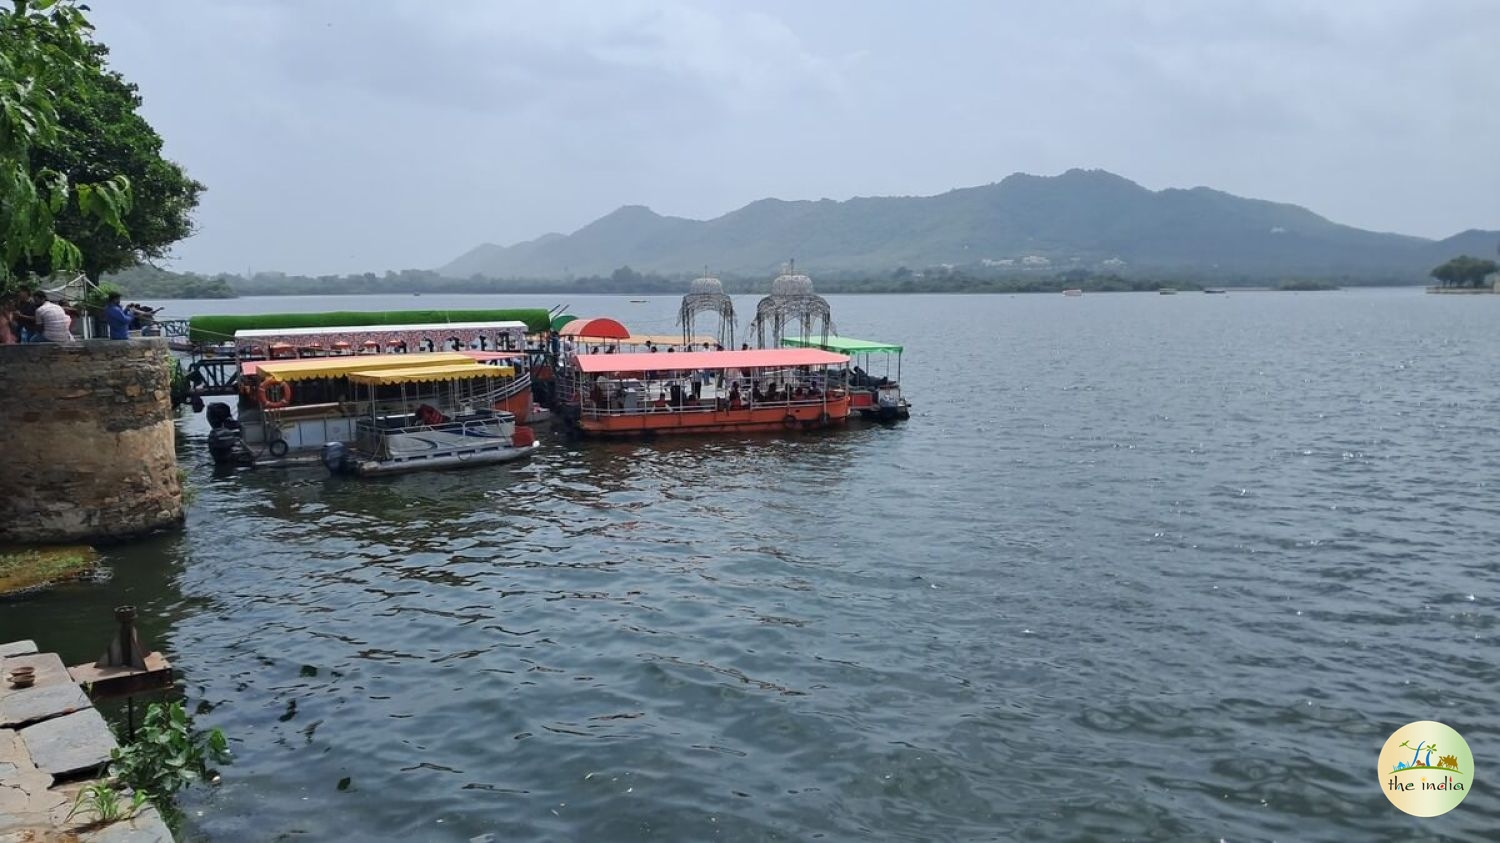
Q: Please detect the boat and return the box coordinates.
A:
[1063,289,1083,297]
[1158,288,1177,295]
[187,309,552,345]
[555,348,852,438]
[629,299,648,304]
[175,309,552,398]
[320,363,537,476]
[781,335,909,421]
[1203,288,1227,294]
[223,321,537,461]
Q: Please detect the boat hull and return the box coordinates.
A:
[858,402,910,422]
[353,441,538,476]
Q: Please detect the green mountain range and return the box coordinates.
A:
[442,169,1497,281]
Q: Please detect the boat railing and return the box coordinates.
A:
[355,413,511,455]
[580,392,842,418]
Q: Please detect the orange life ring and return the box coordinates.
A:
[258,376,293,409]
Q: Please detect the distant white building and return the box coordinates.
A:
[1102,257,1126,268]
[1021,255,1051,267]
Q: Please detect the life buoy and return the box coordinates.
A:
[782,413,798,429]
[258,377,293,409]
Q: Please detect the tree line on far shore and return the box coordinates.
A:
[143,249,1490,300]
[108,264,1364,300]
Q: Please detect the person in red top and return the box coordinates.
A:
[0,300,17,344]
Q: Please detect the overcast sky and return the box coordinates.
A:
[89,0,1499,276]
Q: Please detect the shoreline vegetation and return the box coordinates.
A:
[106,265,1369,300]
[0,545,99,596]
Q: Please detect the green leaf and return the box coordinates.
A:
[48,235,82,271]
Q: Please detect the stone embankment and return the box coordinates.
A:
[0,339,182,545]
[1,639,172,840]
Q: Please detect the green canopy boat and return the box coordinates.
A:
[781,334,909,421]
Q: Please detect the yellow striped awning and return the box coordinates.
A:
[346,363,515,385]
[619,334,716,348]
[253,353,473,382]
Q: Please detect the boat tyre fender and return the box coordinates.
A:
[268,438,289,458]
[783,413,798,430]
[258,376,293,409]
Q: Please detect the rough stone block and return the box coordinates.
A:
[0,728,29,772]
[0,642,37,658]
[0,682,91,728]
[19,709,117,778]
[77,805,174,842]
[1,653,70,692]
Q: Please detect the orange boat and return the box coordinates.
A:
[559,348,852,438]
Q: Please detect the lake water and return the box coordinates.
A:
[4,289,1498,841]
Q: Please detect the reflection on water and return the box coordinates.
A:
[3,290,1499,841]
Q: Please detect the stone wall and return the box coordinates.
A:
[0,339,182,544]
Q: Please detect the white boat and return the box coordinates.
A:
[1062,288,1083,297]
[321,362,538,476]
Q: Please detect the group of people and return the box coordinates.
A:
[725,377,824,410]
[2,288,78,344]
[0,288,159,344]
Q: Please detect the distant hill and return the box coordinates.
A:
[441,169,1498,282]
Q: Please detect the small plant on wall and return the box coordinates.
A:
[68,699,230,830]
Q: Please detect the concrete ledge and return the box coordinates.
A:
[0,641,38,658]
[1,640,175,841]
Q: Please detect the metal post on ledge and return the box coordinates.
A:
[68,605,176,737]
[97,605,150,671]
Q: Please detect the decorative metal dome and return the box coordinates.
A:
[688,276,725,295]
[748,261,833,348]
[678,271,736,347]
[770,273,815,297]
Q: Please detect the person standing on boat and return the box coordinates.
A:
[104,292,132,340]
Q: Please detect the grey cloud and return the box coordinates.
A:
[87,0,1498,275]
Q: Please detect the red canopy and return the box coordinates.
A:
[559,317,630,340]
[575,348,848,374]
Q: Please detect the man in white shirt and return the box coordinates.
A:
[32,292,73,342]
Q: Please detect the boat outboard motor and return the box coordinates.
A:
[206,402,235,430]
[207,428,254,466]
[206,402,255,466]
[320,441,356,475]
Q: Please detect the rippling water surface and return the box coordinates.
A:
[5,290,1499,841]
